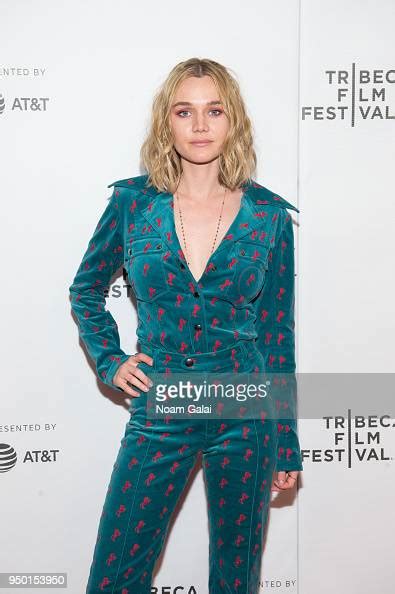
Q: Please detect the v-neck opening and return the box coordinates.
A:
[170,184,250,286]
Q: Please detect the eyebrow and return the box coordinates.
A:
[171,100,223,108]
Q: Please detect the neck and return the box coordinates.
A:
[176,162,224,200]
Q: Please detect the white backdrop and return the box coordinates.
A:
[1,1,394,593]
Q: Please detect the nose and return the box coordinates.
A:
[192,111,209,132]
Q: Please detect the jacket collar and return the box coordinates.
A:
[139,178,298,264]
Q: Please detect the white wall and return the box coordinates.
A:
[0,1,393,593]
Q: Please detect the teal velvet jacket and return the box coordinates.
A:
[69,174,303,471]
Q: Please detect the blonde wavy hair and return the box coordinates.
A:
[140,57,257,194]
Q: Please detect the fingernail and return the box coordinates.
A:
[149,380,153,387]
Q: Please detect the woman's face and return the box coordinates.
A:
[169,75,229,165]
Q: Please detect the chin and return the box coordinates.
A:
[182,148,219,162]
[185,154,219,165]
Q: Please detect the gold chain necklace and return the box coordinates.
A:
[175,186,227,271]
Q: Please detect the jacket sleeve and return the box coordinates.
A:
[254,208,303,471]
[68,186,130,392]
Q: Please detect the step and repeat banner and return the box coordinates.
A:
[1,1,393,593]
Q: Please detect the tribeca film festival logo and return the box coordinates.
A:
[307,410,393,468]
[302,64,395,126]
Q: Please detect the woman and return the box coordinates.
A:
[69,57,303,594]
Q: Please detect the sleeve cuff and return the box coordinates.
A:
[101,353,132,392]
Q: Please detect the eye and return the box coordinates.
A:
[175,109,224,118]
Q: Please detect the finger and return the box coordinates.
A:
[273,471,287,488]
[115,377,141,398]
[132,366,154,390]
[113,364,149,397]
[271,476,286,493]
[133,351,154,366]
[112,359,147,397]
[122,369,152,394]
[281,472,299,490]
[117,357,153,392]
[272,481,286,491]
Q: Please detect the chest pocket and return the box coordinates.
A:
[225,239,270,307]
[125,235,169,301]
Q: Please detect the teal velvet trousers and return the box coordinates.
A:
[85,341,281,594]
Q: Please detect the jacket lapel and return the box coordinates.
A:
[139,180,294,263]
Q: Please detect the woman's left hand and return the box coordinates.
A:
[271,470,300,492]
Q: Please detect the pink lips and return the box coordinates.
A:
[190,141,212,146]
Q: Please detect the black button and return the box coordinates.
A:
[211,264,217,271]
[127,247,132,256]
[184,357,194,367]
[240,249,246,256]
[156,243,162,249]
[180,262,186,270]
[193,291,199,298]
[194,323,202,330]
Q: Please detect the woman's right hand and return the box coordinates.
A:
[113,352,154,397]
